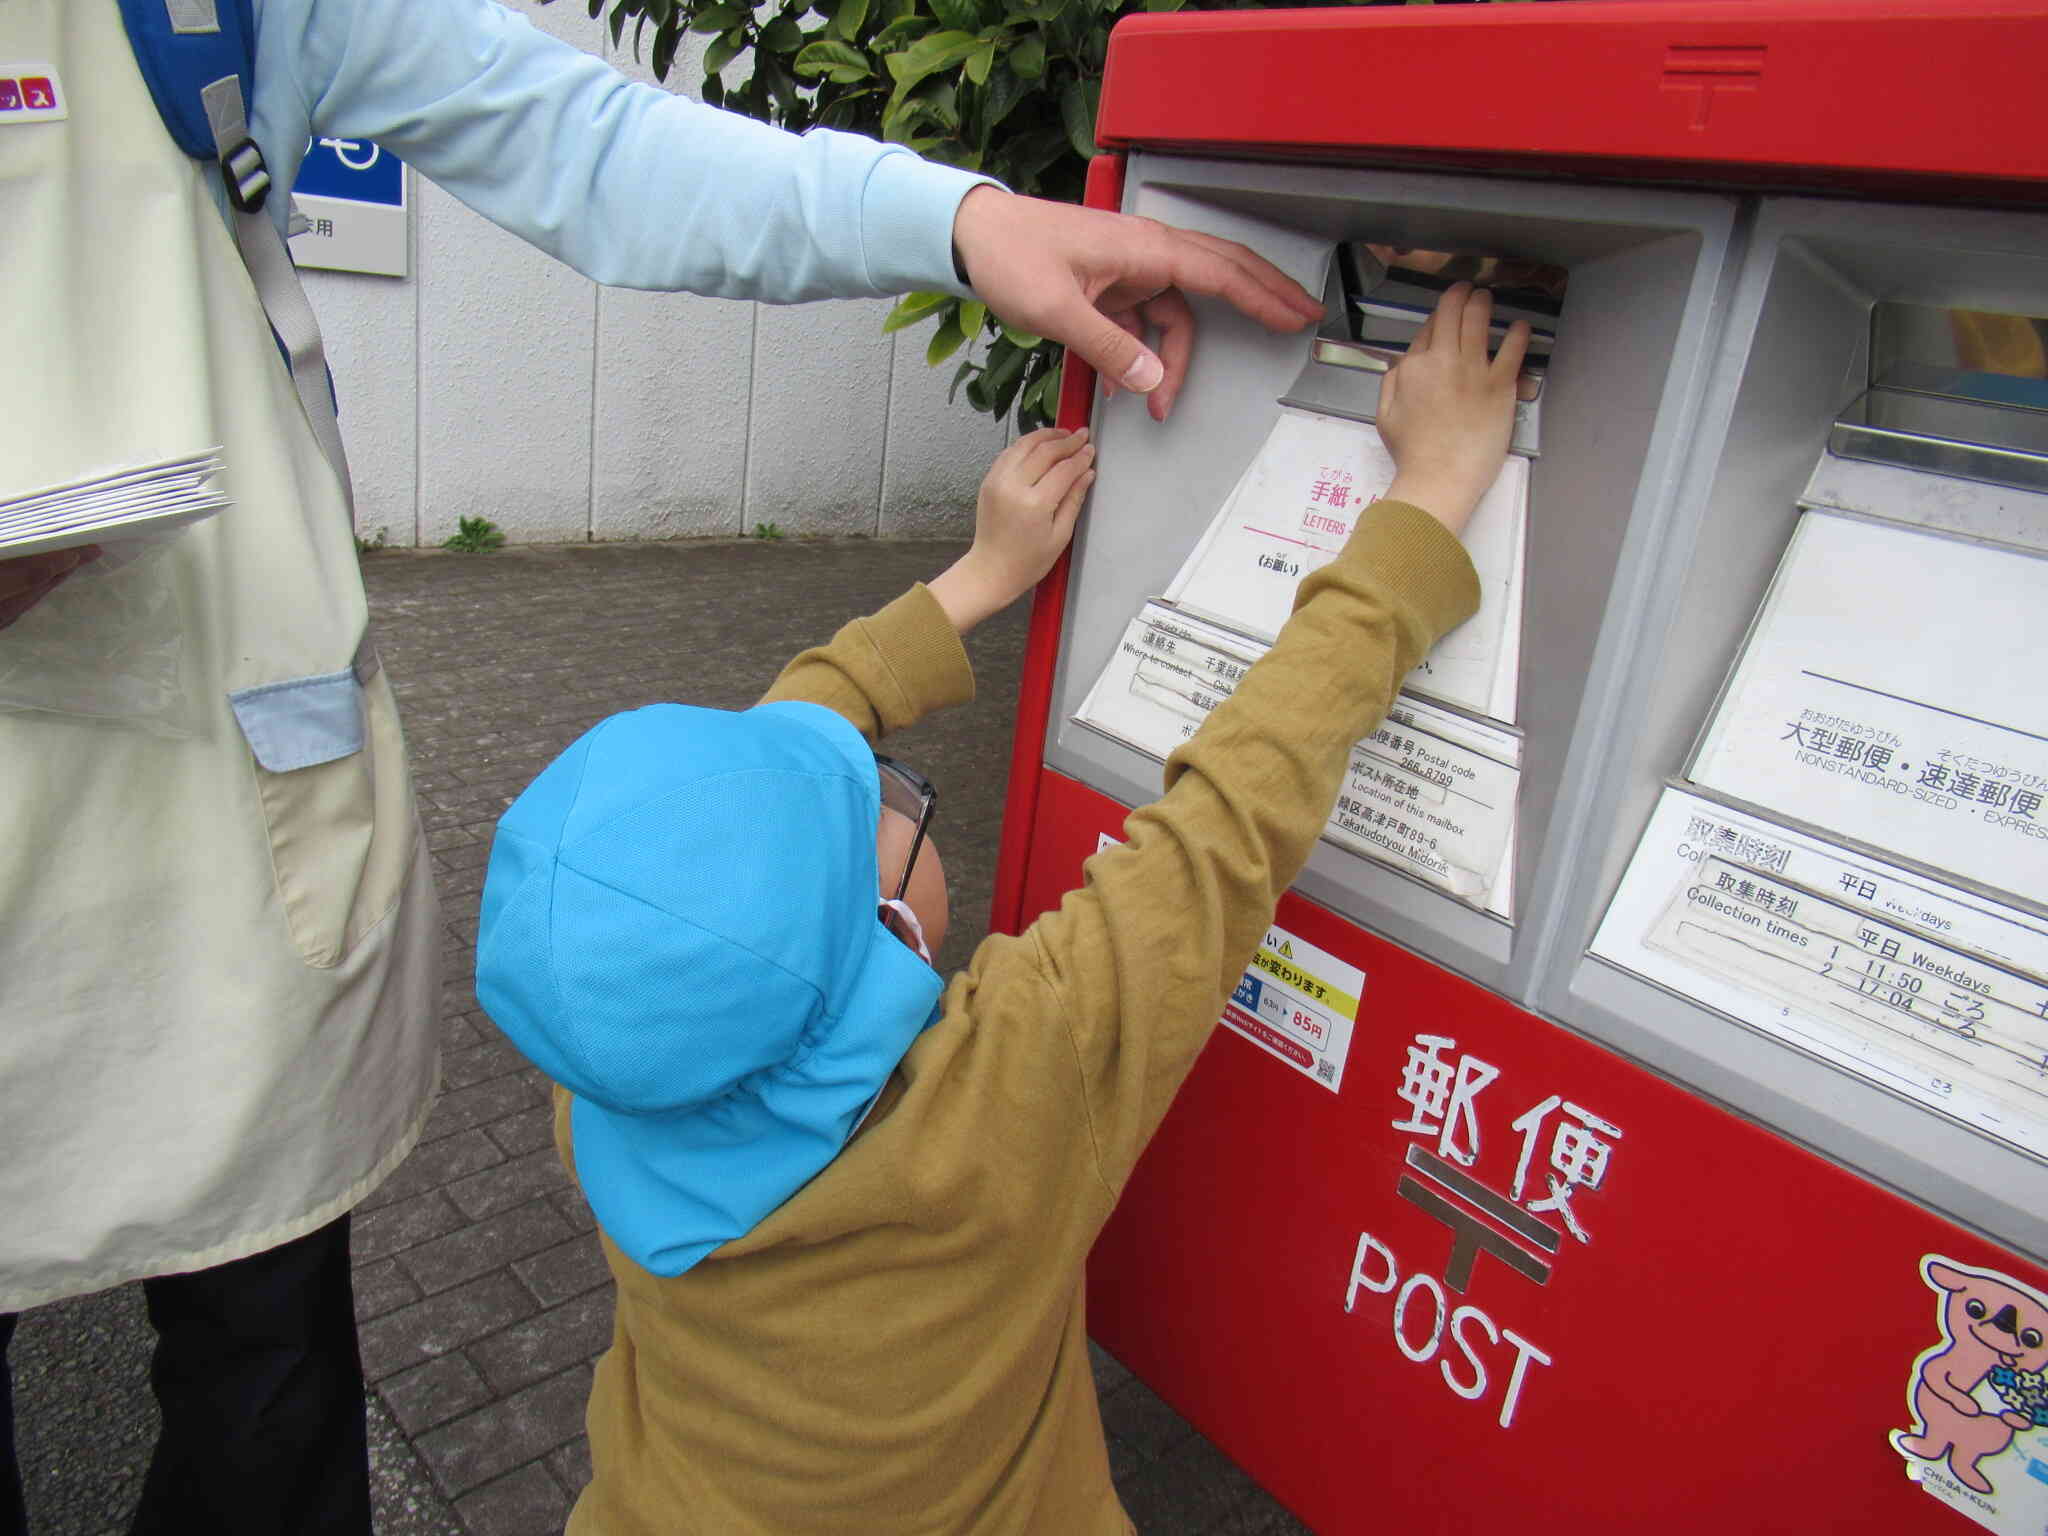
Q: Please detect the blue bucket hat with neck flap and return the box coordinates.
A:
[475,700,944,1277]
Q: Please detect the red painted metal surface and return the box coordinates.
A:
[982,9,2048,1528]
[1019,769,2047,1534]
[1100,0,2048,204]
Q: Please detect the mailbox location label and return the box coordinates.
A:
[1225,925,1364,1092]
[289,136,407,277]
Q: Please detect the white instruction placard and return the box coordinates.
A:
[1073,602,1257,760]
[1327,713,1520,907]
[1075,602,1520,914]
[1691,511,2048,906]
[1163,407,1526,722]
[1592,787,2048,1160]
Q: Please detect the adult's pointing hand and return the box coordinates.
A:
[949,185,1324,423]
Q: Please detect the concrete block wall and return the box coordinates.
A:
[306,0,1006,549]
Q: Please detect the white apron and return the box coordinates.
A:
[0,0,440,1310]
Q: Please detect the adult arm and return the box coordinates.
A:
[256,0,980,300]
[949,186,1323,420]
[255,1,1319,403]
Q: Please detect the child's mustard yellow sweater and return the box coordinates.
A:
[559,499,1479,1534]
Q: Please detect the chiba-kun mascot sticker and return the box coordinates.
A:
[1893,1255,2048,1533]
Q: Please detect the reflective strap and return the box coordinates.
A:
[196,75,356,519]
[167,0,219,34]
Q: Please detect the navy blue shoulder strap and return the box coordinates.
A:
[115,0,260,163]
[114,0,357,516]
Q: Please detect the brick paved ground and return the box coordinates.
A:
[9,539,1309,1535]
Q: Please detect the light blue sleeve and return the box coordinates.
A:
[249,0,994,301]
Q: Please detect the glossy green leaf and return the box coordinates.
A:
[1000,322,1044,349]
[651,19,682,76]
[1060,76,1098,159]
[609,3,628,48]
[758,51,801,111]
[930,0,984,32]
[990,361,1028,417]
[949,359,977,403]
[704,27,745,75]
[1008,33,1044,78]
[926,314,969,367]
[871,14,933,48]
[957,299,988,338]
[963,39,996,85]
[830,0,871,37]
[1042,359,1067,415]
[794,39,872,78]
[975,59,1028,142]
[879,88,916,143]
[1018,364,1049,423]
[1017,364,1056,429]
[882,291,954,332]
[983,337,1030,396]
[898,29,980,80]
[883,86,958,144]
[1007,122,1070,182]
[690,4,747,33]
[760,16,804,49]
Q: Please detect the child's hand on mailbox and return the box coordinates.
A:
[1378,283,1529,538]
[927,428,1096,636]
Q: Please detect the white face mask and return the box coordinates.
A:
[877,896,933,965]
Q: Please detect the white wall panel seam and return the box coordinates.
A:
[409,175,423,548]
[874,312,899,536]
[740,300,761,529]
[588,286,603,541]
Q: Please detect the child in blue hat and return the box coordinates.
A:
[479,283,1526,1534]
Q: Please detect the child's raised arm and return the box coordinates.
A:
[756,427,1094,737]
[978,283,1522,1194]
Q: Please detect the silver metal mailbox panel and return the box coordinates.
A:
[1043,152,1737,999]
[1546,196,2048,1263]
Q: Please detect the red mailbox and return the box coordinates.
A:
[994,5,2048,1532]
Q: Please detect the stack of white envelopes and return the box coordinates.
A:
[1,451,226,558]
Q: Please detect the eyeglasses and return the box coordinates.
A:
[874,754,937,904]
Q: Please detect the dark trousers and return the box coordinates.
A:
[0,1213,369,1536]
